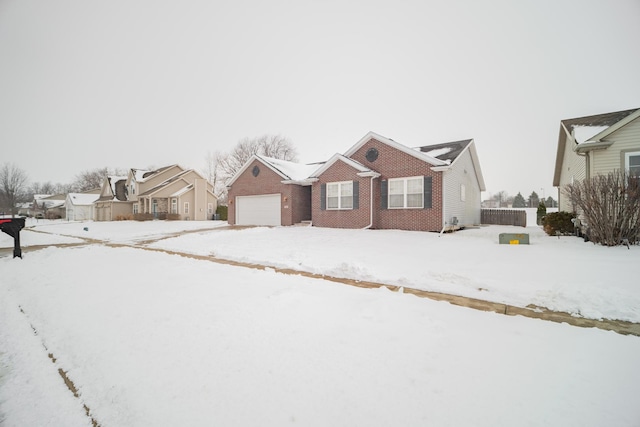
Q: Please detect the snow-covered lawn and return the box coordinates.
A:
[17,218,229,243]
[148,224,640,322]
[2,219,640,426]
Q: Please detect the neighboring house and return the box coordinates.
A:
[30,194,51,217]
[553,108,640,212]
[40,193,67,219]
[481,199,501,209]
[66,190,100,221]
[94,175,131,221]
[227,131,485,232]
[29,194,66,218]
[16,202,32,217]
[94,165,218,221]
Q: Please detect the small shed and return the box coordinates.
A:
[66,193,99,221]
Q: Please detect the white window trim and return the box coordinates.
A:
[184,202,189,214]
[460,184,466,202]
[207,203,213,214]
[388,176,423,209]
[625,151,640,175]
[326,181,354,210]
[171,198,178,214]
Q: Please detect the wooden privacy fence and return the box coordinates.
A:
[481,209,527,227]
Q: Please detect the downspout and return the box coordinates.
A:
[363,175,376,229]
[439,171,447,236]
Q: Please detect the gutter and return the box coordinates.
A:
[363,175,376,229]
[439,171,447,236]
[358,172,380,230]
[574,140,613,154]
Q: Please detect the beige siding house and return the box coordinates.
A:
[95,175,131,221]
[95,165,218,221]
[553,108,640,212]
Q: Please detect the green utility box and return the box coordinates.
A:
[499,233,530,245]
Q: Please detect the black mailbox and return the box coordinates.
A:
[0,217,26,258]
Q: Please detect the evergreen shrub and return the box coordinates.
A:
[216,205,228,221]
[542,211,576,236]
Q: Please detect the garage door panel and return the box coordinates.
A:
[236,194,281,226]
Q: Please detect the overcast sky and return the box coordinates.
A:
[1,0,639,200]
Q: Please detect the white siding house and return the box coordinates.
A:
[421,139,485,229]
[66,193,99,221]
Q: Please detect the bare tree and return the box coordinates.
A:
[218,134,298,178]
[25,181,70,204]
[209,134,298,203]
[28,181,60,196]
[0,163,29,216]
[74,167,109,192]
[203,150,228,202]
[564,170,640,246]
[492,191,508,208]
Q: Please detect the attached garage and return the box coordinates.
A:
[236,194,281,226]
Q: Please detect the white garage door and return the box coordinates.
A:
[236,194,281,226]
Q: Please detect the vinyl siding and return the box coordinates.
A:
[138,166,184,194]
[592,116,640,176]
[443,149,481,227]
[558,133,586,212]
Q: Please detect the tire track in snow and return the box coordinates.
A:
[17,305,102,427]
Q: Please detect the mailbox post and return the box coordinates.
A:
[0,217,26,258]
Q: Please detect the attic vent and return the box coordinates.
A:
[365,147,379,162]
[252,165,260,177]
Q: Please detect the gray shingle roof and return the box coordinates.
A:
[416,139,473,163]
[561,108,639,131]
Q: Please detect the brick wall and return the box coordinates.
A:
[313,137,443,231]
[312,160,372,228]
[290,185,312,223]
[227,159,310,226]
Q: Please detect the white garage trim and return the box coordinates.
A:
[236,194,281,226]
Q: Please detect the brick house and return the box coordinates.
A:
[226,155,318,226]
[227,131,485,232]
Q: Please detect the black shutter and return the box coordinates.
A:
[424,176,432,209]
[320,183,326,210]
[353,181,359,209]
[381,180,388,209]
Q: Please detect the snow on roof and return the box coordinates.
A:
[309,154,372,178]
[34,194,51,200]
[46,201,65,209]
[132,168,152,181]
[68,193,100,205]
[420,146,453,159]
[259,156,320,181]
[573,125,609,144]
